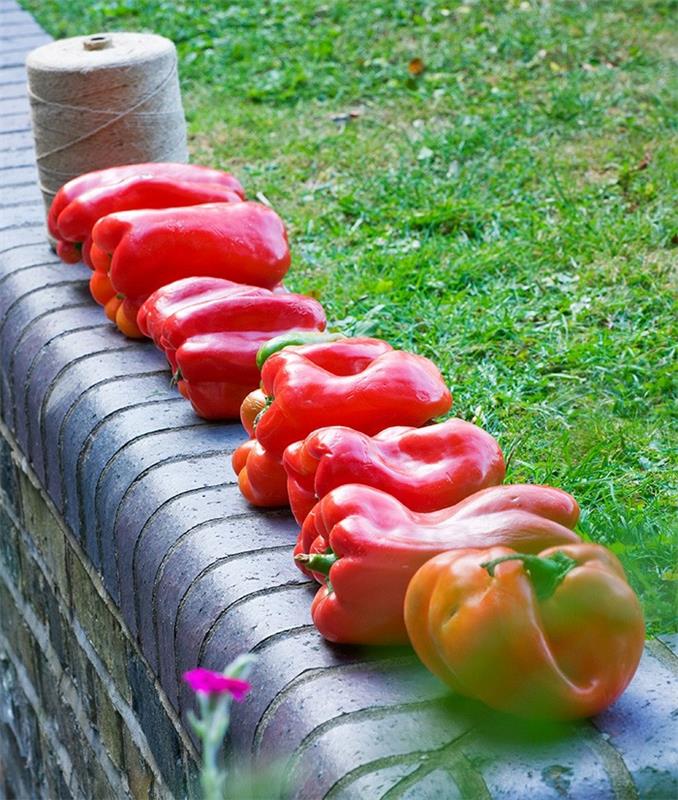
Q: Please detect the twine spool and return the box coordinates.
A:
[26,32,189,217]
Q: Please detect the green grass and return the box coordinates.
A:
[22,0,677,635]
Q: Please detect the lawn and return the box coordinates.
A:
[21,0,677,634]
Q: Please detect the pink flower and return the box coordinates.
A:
[183,668,251,701]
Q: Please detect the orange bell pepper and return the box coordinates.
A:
[404,543,645,720]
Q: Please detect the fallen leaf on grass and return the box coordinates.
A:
[330,109,363,124]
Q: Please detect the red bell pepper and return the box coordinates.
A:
[404,543,644,719]
[90,201,291,336]
[48,161,244,240]
[283,419,506,525]
[56,240,83,264]
[160,291,328,420]
[294,483,581,644]
[232,337,452,507]
[256,339,452,456]
[233,439,289,506]
[137,277,261,347]
[54,175,243,258]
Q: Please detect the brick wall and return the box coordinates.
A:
[0,430,196,799]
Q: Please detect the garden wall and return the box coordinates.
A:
[1,2,677,798]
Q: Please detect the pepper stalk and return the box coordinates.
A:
[481,551,578,600]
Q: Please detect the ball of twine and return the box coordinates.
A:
[26,32,189,216]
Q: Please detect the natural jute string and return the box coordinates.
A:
[26,32,189,218]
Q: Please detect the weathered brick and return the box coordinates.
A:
[65,546,130,701]
[0,261,72,320]
[46,690,92,799]
[0,504,21,584]
[17,471,68,599]
[0,26,43,43]
[594,643,678,798]
[45,587,67,670]
[122,727,155,800]
[2,614,42,718]
[1,282,89,438]
[62,629,97,725]
[89,669,125,771]
[0,430,22,521]
[16,531,49,625]
[84,746,117,800]
[223,627,373,755]
[127,649,185,798]
[0,719,39,800]
[0,81,32,101]
[38,729,74,800]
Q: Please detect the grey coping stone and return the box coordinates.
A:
[14,313,108,461]
[0,180,42,203]
[0,144,35,169]
[0,164,39,187]
[58,371,176,534]
[0,96,30,117]
[0,200,45,229]
[1,4,676,798]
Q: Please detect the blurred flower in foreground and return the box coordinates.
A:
[184,655,256,800]
[183,667,251,701]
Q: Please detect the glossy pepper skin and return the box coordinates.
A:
[54,175,243,253]
[137,277,262,348]
[161,291,327,420]
[404,544,644,720]
[240,389,267,438]
[48,161,244,242]
[283,419,506,525]
[90,201,291,329]
[232,337,452,507]
[256,339,452,457]
[295,483,581,644]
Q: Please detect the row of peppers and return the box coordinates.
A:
[50,161,645,721]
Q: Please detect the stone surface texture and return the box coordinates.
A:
[1,3,677,798]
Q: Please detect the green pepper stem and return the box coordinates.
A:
[256,332,345,369]
[481,551,578,601]
[294,552,338,576]
[252,394,274,431]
